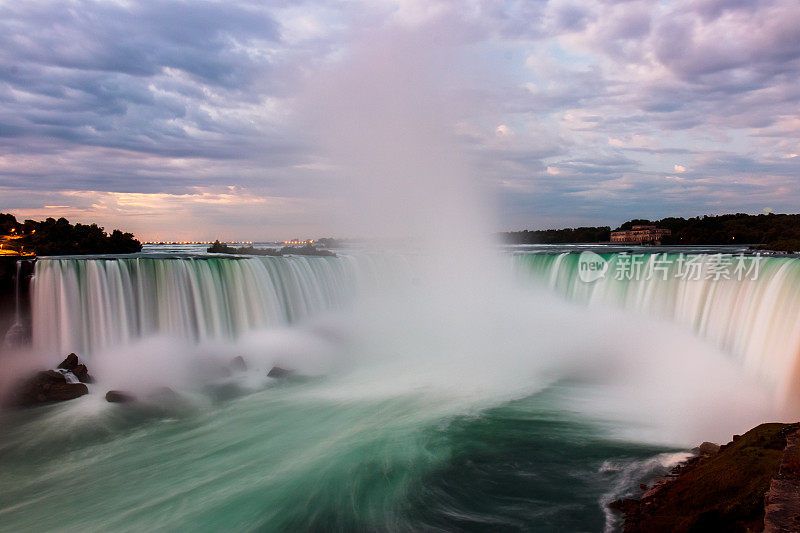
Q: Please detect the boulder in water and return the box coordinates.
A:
[57,353,94,383]
[58,352,79,371]
[9,370,89,406]
[230,356,247,373]
[71,364,94,383]
[106,390,136,403]
[267,366,293,378]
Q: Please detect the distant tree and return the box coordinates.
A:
[208,240,236,254]
[0,213,20,235]
[500,213,800,251]
[502,226,611,244]
[616,219,653,231]
[7,215,142,255]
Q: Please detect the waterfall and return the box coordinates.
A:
[31,255,393,356]
[28,251,800,405]
[2,259,33,349]
[515,252,800,403]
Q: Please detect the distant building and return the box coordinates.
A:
[610,225,671,245]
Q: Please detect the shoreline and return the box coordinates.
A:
[610,423,800,532]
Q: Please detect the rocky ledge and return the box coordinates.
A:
[610,423,800,532]
[764,428,800,532]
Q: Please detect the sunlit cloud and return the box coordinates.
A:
[3,187,328,241]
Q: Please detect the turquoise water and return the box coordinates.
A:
[0,380,674,532]
[2,248,795,531]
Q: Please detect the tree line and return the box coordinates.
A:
[501,213,800,252]
[0,214,141,255]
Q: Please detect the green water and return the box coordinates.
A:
[0,380,673,532]
[6,250,787,531]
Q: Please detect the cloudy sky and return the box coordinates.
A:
[1,0,798,241]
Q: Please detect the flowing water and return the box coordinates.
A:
[515,252,800,406]
[0,249,797,531]
[30,254,397,356]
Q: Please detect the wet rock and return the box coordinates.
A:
[71,364,94,383]
[230,356,247,373]
[105,390,136,403]
[267,366,293,378]
[58,352,79,371]
[57,353,94,383]
[9,370,88,406]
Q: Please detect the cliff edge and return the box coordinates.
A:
[611,423,800,532]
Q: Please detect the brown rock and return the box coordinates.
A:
[58,353,79,371]
[691,442,721,456]
[71,364,94,383]
[267,366,293,378]
[56,353,94,383]
[609,498,638,512]
[610,423,798,532]
[105,390,136,403]
[9,370,88,406]
[764,429,800,533]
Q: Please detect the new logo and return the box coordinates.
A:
[578,251,608,282]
